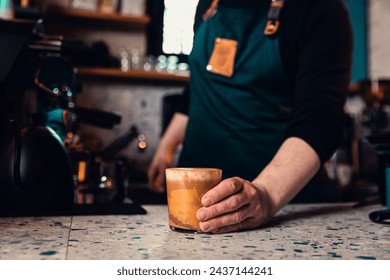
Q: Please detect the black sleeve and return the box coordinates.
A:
[175,0,213,116]
[281,0,353,163]
[175,84,190,115]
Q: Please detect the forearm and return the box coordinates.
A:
[251,137,321,216]
[155,112,188,162]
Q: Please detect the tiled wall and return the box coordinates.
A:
[76,80,185,183]
[367,0,390,79]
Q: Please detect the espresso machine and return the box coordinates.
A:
[0,18,146,216]
[0,18,75,215]
[340,79,390,207]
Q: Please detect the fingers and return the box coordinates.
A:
[197,186,250,221]
[201,177,245,207]
[198,201,261,232]
[147,163,166,193]
[147,165,157,189]
[147,166,155,187]
[152,174,165,193]
[196,178,267,233]
[198,178,255,219]
[207,217,259,234]
[198,203,250,231]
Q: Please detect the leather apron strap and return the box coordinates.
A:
[264,0,286,35]
[202,0,220,20]
[202,0,286,36]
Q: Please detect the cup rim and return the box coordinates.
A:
[165,167,222,172]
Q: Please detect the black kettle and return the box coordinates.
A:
[0,119,74,215]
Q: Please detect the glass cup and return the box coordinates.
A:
[165,168,222,232]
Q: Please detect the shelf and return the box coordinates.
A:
[77,67,360,88]
[45,6,150,29]
[76,67,190,84]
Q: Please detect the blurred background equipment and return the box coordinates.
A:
[0,17,146,215]
[0,18,74,215]
[330,79,390,206]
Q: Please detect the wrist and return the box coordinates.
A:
[251,180,284,218]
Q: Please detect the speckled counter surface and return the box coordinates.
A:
[0,203,389,260]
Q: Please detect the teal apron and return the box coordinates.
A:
[179,5,292,177]
[178,4,332,202]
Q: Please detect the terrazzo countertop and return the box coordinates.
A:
[0,203,389,260]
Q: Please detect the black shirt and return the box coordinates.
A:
[177,0,353,164]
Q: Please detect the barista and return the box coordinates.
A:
[148,0,353,233]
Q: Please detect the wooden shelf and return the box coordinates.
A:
[45,7,150,29]
[76,67,190,84]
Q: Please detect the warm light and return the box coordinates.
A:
[138,141,147,149]
[20,0,29,8]
[77,161,86,183]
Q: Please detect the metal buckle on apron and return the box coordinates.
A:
[264,0,286,36]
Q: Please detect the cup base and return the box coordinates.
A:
[169,226,210,234]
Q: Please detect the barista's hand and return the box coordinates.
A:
[196,177,273,233]
[148,113,188,193]
[147,147,174,193]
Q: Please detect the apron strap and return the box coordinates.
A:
[264,0,286,35]
[202,0,220,20]
[202,0,286,36]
